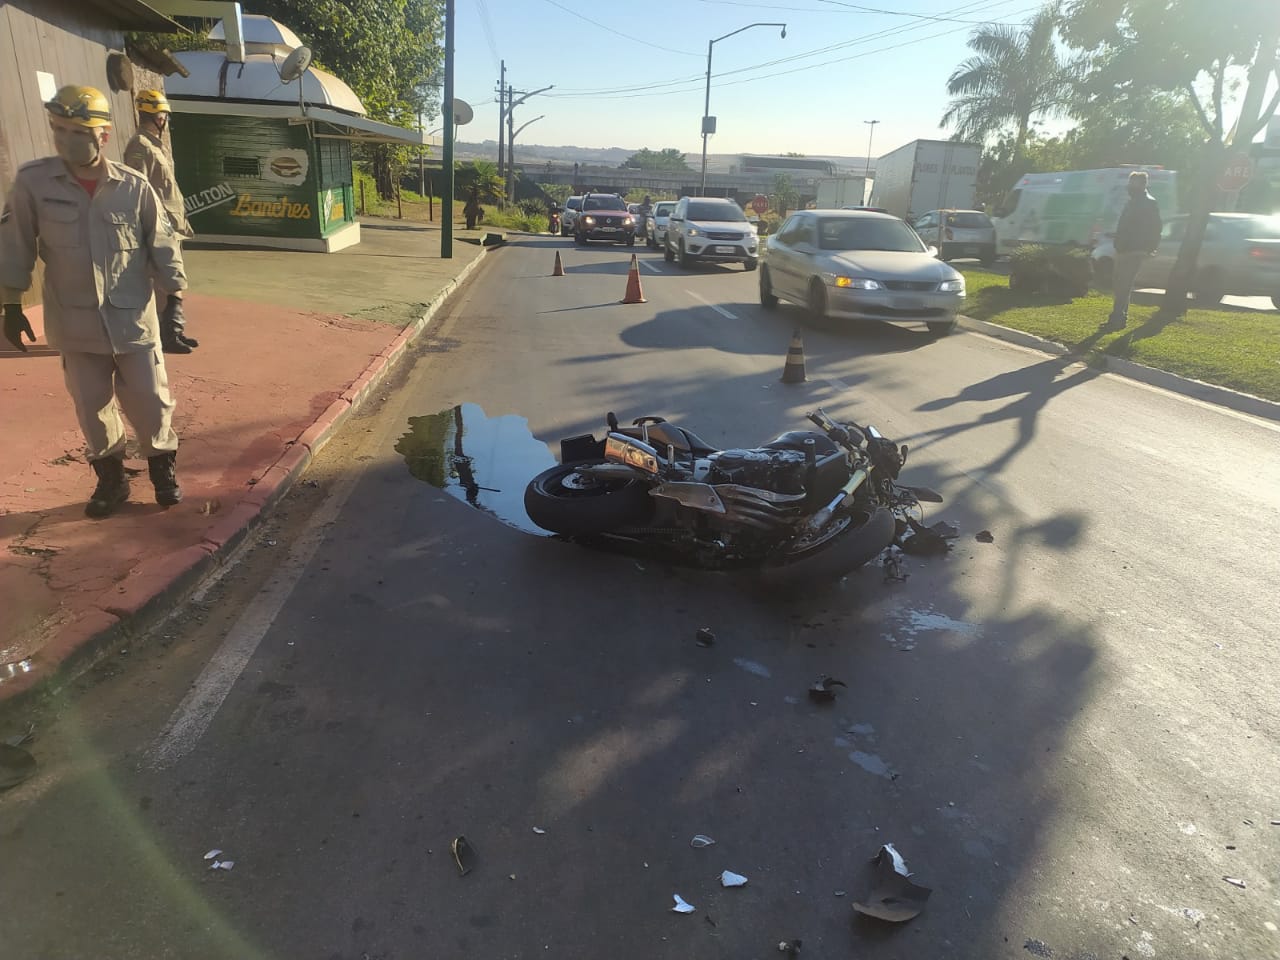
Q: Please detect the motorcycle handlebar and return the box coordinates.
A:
[807,409,866,450]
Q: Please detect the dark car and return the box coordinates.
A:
[576,193,637,245]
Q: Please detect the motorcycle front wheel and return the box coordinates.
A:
[759,506,896,587]
[524,461,653,536]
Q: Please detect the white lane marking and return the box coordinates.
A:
[145,468,364,768]
[639,259,663,274]
[686,290,738,320]
[824,377,851,392]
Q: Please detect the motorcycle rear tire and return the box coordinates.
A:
[524,461,653,536]
[758,506,896,588]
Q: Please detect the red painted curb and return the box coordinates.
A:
[0,247,492,719]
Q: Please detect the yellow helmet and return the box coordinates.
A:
[136,89,171,115]
[45,85,112,127]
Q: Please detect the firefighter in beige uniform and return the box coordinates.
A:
[1,86,187,518]
[123,88,199,353]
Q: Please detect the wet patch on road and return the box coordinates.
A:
[395,402,555,535]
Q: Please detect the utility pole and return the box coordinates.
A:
[863,119,880,182]
[441,0,455,258]
[505,84,554,204]
[495,60,505,188]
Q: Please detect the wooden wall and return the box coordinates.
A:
[0,0,148,304]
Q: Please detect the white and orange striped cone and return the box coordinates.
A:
[552,250,565,276]
[620,254,646,304]
[780,330,806,383]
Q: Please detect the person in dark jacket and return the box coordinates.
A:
[1106,171,1162,329]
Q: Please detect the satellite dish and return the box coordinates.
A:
[279,46,312,83]
[452,98,474,126]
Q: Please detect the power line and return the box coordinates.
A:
[697,0,1028,20]
[546,2,1040,102]
[545,0,1023,98]
[536,0,704,56]
[475,0,501,72]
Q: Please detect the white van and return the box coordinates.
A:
[991,167,1178,252]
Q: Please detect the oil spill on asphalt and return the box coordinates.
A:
[395,403,555,536]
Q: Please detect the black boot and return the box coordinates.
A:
[148,451,183,506]
[86,455,130,518]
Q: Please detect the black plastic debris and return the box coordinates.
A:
[451,836,477,876]
[901,519,951,556]
[808,676,847,703]
[976,530,995,543]
[0,742,36,790]
[928,521,960,540]
[851,844,932,923]
[777,939,802,956]
[881,547,907,583]
[696,627,716,648]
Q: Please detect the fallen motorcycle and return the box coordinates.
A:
[524,408,942,582]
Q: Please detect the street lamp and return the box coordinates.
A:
[506,84,553,202]
[863,119,879,181]
[701,22,786,194]
[509,114,545,200]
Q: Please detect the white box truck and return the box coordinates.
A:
[815,176,868,209]
[869,140,981,221]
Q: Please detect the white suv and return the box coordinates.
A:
[561,195,583,236]
[664,196,759,270]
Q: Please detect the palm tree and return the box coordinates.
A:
[940,5,1078,153]
[468,160,504,203]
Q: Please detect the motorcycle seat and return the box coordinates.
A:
[631,422,720,459]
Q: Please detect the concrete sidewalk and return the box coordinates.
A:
[0,218,488,708]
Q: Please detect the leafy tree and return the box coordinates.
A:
[466,160,504,203]
[622,148,691,171]
[941,5,1079,154]
[773,173,797,215]
[1062,0,1280,313]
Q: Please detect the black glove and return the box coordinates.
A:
[159,295,199,353]
[3,303,36,353]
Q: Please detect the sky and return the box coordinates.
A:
[451,0,1049,158]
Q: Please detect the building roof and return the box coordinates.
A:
[86,0,184,32]
[169,50,365,115]
[208,14,302,54]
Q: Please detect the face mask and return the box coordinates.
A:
[54,128,101,168]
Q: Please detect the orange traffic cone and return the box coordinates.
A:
[620,254,646,304]
[780,330,806,383]
[552,251,565,276]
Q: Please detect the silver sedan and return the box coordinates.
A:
[760,210,965,335]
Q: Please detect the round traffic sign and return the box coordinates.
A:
[1218,153,1253,192]
[751,194,769,215]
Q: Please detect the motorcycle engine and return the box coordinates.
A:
[707,448,808,494]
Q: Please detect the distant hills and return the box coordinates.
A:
[454,139,872,175]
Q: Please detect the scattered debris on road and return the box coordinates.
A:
[1023,939,1052,957]
[720,870,749,888]
[532,827,546,835]
[209,859,235,871]
[451,836,476,876]
[851,843,932,923]
[671,894,696,914]
[808,675,847,703]
[690,835,716,849]
[976,530,995,543]
[0,742,36,790]
[777,939,802,956]
[881,545,908,582]
[1223,877,1247,889]
[696,627,716,647]
[204,849,222,860]
[901,519,951,556]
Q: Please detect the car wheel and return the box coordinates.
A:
[648,234,657,250]
[1272,295,1280,311]
[1192,269,1224,305]
[927,318,957,336]
[678,240,691,269]
[759,266,779,309]
[743,257,758,272]
[664,239,674,262]
[807,277,827,320]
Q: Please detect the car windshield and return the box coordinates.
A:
[688,201,746,222]
[584,196,626,211]
[818,217,926,252]
[945,212,992,228]
[655,202,676,216]
[567,198,582,210]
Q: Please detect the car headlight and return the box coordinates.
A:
[938,279,965,292]
[623,216,633,225]
[834,277,882,290]
[583,216,596,225]
[687,227,700,237]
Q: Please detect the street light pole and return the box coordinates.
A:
[509,115,545,197]
[441,0,455,258]
[506,84,554,203]
[863,119,879,182]
[700,21,786,195]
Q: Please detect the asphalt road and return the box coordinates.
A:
[3,235,1279,960]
